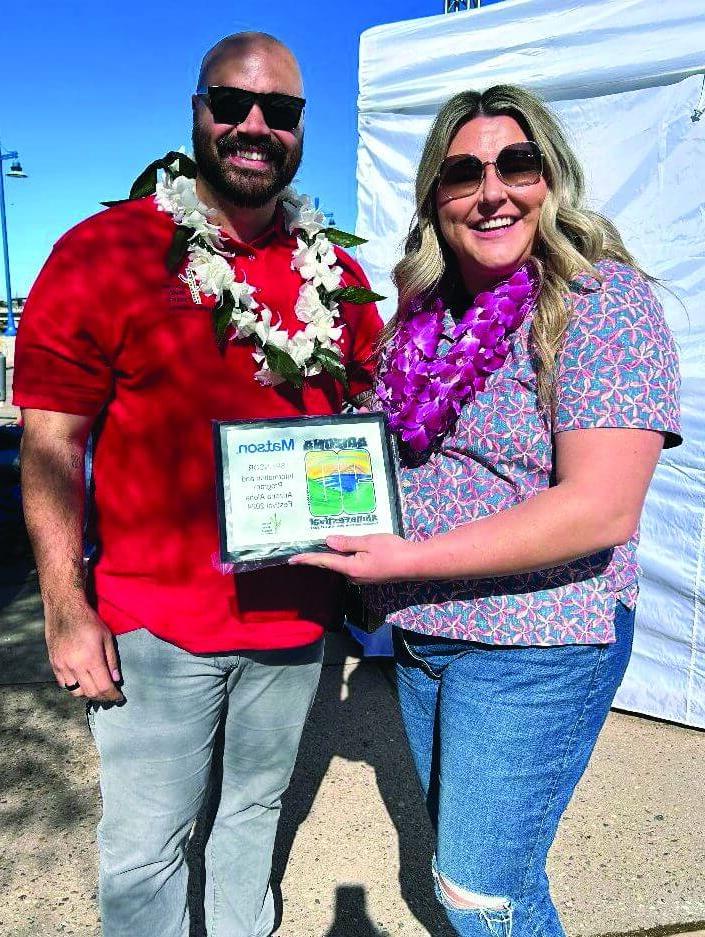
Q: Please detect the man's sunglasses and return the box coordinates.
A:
[199,86,305,132]
[437,142,543,202]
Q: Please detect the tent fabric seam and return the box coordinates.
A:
[686,496,705,723]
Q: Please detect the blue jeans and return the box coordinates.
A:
[394,601,634,937]
[88,628,323,937]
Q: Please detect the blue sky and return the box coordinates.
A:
[4,0,505,299]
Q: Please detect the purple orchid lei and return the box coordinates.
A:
[376,262,539,454]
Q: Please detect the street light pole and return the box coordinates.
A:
[0,141,26,338]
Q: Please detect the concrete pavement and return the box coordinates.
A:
[1,560,704,937]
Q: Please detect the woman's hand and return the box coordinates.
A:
[289,534,421,584]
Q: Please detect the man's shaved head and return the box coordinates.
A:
[197,32,302,94]
[192,31,304,209]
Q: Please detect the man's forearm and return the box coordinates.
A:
[21,425,89,610]
[20,410,123,702]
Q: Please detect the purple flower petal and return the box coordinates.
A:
[408,308,445,356]
[377,263,537,453]
[404,424,431,452]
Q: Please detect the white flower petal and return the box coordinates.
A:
[160,175,343,385]
[268,328,290,350]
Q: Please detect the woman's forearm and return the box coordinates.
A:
[412,481,633,582]
[407,427,665,582]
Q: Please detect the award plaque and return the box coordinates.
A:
[214,413,403,571]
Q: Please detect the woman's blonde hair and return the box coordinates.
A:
[390,85,646,406]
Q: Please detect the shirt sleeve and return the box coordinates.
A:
[554,262,682,448]
[334,248,383,402]
[13,223,119,417]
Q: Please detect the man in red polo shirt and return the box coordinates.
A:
[15,31,381,937]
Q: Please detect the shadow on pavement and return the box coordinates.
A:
[0,685,93,834]
[0,561,53,686]
[0,681,101,937]
[271,653,453,936]
[323,885,391,936]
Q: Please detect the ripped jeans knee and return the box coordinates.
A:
[433,858,513,937]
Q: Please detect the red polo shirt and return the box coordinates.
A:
[14,196,382,652]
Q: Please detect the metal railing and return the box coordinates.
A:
[0,302,23,332]
[445,0,483,11]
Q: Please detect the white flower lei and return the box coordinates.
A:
[155,174,347,387]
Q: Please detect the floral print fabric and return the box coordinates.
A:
[372,261,681,645]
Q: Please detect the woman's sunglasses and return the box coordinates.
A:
[437,142,543,202]
[199,86,306,132]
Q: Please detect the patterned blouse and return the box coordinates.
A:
[371,260,681,646]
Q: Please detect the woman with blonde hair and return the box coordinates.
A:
[292,85,681,936]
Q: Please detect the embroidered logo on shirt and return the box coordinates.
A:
[182,267,203,305]
[164,275,202,310]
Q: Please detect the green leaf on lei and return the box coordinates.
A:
[313,345,349,390]
[166,225,192,274]
[126,152,198,201]
[214,296,235,348]
[325,228,367,248]
[328,285,386,305]
[265,346,303,389]
[129,163,160,200]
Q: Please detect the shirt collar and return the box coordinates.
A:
[220,202,295,255]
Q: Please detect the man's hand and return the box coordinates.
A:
[289,533,421,584]
[45,601,124,703]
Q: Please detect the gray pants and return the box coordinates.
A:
[88,628,323,937]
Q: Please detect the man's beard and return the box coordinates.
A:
[192,124,303,208]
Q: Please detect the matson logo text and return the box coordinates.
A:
[238,438,295,455]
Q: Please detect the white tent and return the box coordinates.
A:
[355,0,705,727]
